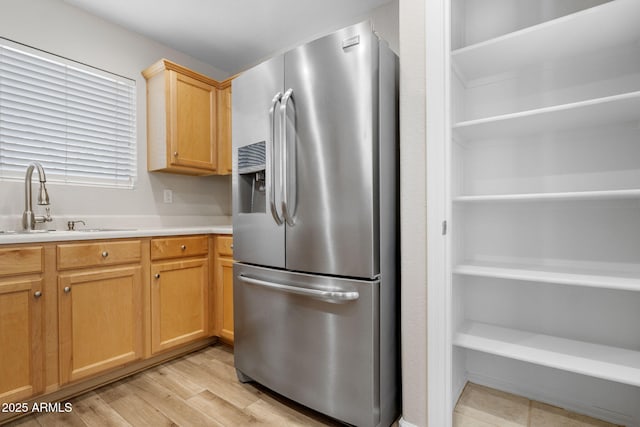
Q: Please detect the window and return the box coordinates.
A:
[0,40,136,188]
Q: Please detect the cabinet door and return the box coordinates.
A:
[216,257,234,344]
[170,70,217,171]
[217,84,232,174]
[58,266,143,384]
[0,278,43,403]
[151,258,208,354]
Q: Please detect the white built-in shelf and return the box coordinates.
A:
[451,0,640,83]
[453,91,640,141]
[453,321,640,387]
[453,188,640,203]
[453,262,640,292]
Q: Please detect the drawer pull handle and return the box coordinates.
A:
[174,151,179,157]
[63,286,71,293]
[238,274,359,303]
[230,244,234,249]
[102,251,109,258]
[181,245,186,250]
[155,273,160,279]
[34,291,42,298]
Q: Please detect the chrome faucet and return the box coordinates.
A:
[23,162,52,230]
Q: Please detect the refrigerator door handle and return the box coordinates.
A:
[280,88,295,226]
[238,274,360,303]
[268,92,284,225]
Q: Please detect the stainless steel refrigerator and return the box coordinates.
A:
[231,21,399,427]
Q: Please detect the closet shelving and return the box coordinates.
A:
[454,321,640,387]
[450,0,640,421]
[452,91,640,141]
[453,263,640,293]
[453,188,640,203]
[451,0,640,83]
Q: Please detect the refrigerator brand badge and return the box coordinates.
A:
[342,35,360,49]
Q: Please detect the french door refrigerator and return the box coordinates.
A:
[231,21,399,427]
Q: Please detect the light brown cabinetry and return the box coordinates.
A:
[57,240,141,270]
[0,246,44,404]
[142,59,234,176]
[143,59,217,175]
[150,236,209,354]
[57,240,143,384]
[216,80,232,175]
[213,235,234,344]
[0,232,231,421]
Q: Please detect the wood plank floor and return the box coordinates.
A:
[454,382,622,427]
[4,345,342,427]
[6,346,618,427]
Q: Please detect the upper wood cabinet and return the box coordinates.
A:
[216,80,232,175]
[142,59,234,176]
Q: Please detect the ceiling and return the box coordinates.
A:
[63,0,393,77]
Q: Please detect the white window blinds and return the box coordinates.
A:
[0,42,136,188]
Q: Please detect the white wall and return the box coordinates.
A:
[398,0,428,426]
[369,0,400,55]
[0,0,231,229]
[0,0,400,231]
[232,0,399,76]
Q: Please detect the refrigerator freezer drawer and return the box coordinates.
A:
[233,262,380,427]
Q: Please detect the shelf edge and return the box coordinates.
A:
[453,322,640,387]
[453,264,640,292]
[453,189,640,203]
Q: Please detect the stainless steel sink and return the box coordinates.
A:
[0,228,136,234]
[0,229,58,234]
[72,228,135,232]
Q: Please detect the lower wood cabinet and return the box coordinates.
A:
[58,266,143,384]
[150,238,209,354]
[0,277,43,404]
[214,235,234,344]
[0,233,230,418]
[216,257,234,343]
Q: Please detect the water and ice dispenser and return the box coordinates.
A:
[237,141,266,213]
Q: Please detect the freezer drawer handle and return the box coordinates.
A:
[238,274,359,303]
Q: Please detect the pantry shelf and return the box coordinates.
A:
[453,321,640,387]
[453,263,640,292]
[451,0,640,83]
[453,189,640,203]
[453,91,640,141]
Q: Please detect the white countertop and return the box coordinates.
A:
[0,225,232,245]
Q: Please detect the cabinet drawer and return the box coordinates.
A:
[57,240,141,270]
[216,235,233,257]
[0,246,43,276]
[151,235,208,260]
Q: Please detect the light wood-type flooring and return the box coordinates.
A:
[4,345,622,427]
[454,382,622,427]
[4,345,341,427]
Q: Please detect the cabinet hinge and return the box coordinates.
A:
[442,220,447,235]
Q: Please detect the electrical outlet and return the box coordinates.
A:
[163,189,173,203]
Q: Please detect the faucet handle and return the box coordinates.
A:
[34,207,53,224]
[67,220,86,231]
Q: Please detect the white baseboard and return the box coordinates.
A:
[452,373,467,409]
